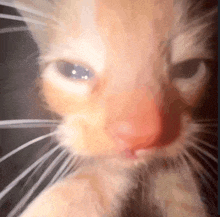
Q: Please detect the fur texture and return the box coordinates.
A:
[0,0,217,216]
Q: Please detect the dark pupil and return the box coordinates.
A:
[56,61,93,80]
[169,59,204,81]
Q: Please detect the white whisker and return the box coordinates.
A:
[195,119,218,123]
[0,1,56,22]
[184,7,218,30]
[0,119,59,129]
[198,130,218,137]
[0,146,60,200]
[70,155,84,171]
[178,154,192,173]
[18,51,39,65]
[49,155,73,185]
[0,26,28,34]
[56,163,74,183]
[190,144,217,163]
[23,142,54,188]
[183,156,218,199]
[0,13,46,26]
[199,124,218,127]
[190,136,218,150]
[199,174,218,199]
[176,154,215,194]
[55,156,83,182]
[23,158,46,189]
[0,132,56,163]
[183,150,217,185]
[196,152,217,176]
[8,149,67,217]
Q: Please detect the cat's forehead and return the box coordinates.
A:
[53,0,174,40]
[48,0,174,74]
[95,0,174,63]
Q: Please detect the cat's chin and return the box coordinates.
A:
[102,148,157,169]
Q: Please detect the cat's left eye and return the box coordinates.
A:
[169,59,208,105]
[169,59,205,81]
[55,61,94,81]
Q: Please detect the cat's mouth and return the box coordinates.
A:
[121,148,154,160]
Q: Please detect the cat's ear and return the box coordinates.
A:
[13,0,54,52]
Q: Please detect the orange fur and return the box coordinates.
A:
[12,0,216,216]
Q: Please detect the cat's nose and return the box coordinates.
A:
[108,98,162,154]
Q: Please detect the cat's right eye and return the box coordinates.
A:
[55,61,95,81]
[42,60,97,95]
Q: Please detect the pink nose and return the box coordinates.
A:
[109,98,162,154]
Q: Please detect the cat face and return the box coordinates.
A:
[15,0,210,161]
[0,0,217,216]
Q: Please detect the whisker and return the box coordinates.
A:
[0,3,65,33]
[183,150,217,185]
[49,155,73,185]
[0,26,28,34]
[70,155,83,171]
[15,51,40,70]
[185,7,218,28]
[0,13,46,26]
[0,132,56,163]
[0,1,56,22]
[49,155,82,189]
[180,152,217,198]
[18,51,39,66]
[195,119,218,123]
[187,140,218,163]
[8,149,67,217]
[196,152,217,176]
[0,145,60,200]
[0,119,59,129]
[178,154,193,174]
[199,123,218,127]
[190,136,218,150]
[183,148,217,178]
[199,173,218,199]
[23,142,54,188]
[181,151,202,171]
[179,154,190,169]
[23,158,46,189]
[198,130,218,137]
[56,163,74,183]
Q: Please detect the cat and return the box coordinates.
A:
[0,0,218,216]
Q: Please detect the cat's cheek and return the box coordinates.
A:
[41,80,89,116]
[56,119,117,156]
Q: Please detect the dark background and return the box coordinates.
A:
[0,5,53,216]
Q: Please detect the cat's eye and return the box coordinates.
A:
[170,59,208,105]
[169,59,205,81]
[55,61,94,81]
